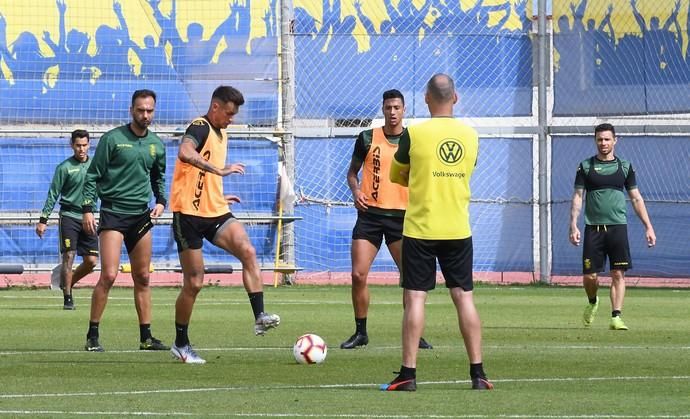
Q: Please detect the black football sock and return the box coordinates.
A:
[175,323,189,347]
[398,365,416,380]
[248,292,264,319]
[470,362,486,379]
[589,296,598,304]
[612,310,621,317]
[355,317,367,335]
[87,322,99,339]
[139,324,152,342]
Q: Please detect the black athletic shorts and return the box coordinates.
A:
[172,212,236,252]
[98,210,153,253]
[351,210,404,249]
[59,215,99,257]
[401,236,473,292]
[582,224,632,274]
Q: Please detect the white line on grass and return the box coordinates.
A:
[0,347,287,356]
[0,295,354,304]
[0,295,368,307]
[1,343,690,357]
[1,375,688,400]
[0,295,430,306]
[486,344,690,351]
[0,410,688,418]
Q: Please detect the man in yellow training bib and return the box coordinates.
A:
[381,74,492,392]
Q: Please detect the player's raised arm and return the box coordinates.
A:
[178,121,244,177]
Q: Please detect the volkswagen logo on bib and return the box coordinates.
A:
[437,139,464,166]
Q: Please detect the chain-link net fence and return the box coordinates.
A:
[0,0,688,281]
[294,0,533,121]
[553,0,690,116]
[0,135,280,268]
[0,0,278,126]
[552,0,690,279]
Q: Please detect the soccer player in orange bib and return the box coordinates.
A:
[169,86,280,364]
[340,89,431,351]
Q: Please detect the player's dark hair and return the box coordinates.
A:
[70,129,89,144]
[212,85,245,107]
[131,89,157,106]
[382,89,404,106]
[595,123,616,137]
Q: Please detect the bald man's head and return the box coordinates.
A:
[426,74,456,103]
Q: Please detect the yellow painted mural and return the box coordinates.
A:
[0,0,272,57]
[553,0,689,44]
[293,0,527,52]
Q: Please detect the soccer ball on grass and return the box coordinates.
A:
[293,333,327,364]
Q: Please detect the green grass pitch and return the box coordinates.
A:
[1,284,689,417]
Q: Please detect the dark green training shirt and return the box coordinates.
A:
[39,156,91,223]
[82,124,167,215]
[574,156,637,225]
